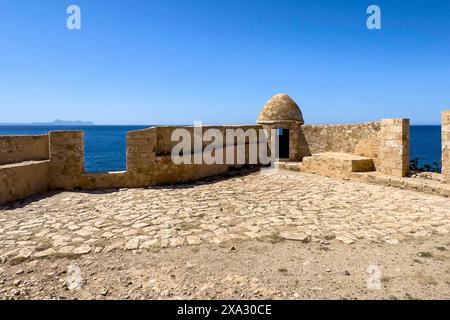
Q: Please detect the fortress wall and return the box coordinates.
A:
[0,160,49,206]
[442,111,450,183]
[378,119,410,177]
[302,122,382,166]
[0,135,49,165]
[48,131,85,190]
[25,126,265,192]
[123,125,263,187]
[147,156,232,186]
[126,128,157,174]
[122,127,158,187]
[152,125,264,165]
[0,119,413,205]
[80,172,128,190]
[155,125,263,155]
[301,119,410,176]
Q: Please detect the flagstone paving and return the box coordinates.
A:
[1,170,450,263]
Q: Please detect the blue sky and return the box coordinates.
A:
[0,0,449,125]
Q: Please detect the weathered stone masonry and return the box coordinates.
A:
[443,111,450,183]
[0,135,49,205]
[301,122,382,166]
[47,125,264,191]
[49,131,85,190]
[1,94,446,206]
[379,119,410,177]
[0,135,48,165]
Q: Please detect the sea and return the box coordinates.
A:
[0,125,442,173]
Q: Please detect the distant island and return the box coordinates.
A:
[0,119,95,126]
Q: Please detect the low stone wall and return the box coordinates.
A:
[148,156,232,186]
[67,125,265,190]
[0,160,49,205]
[350,171,450,198]
[301,120,410,176]
[123,125,262,188]
[154,125,262,155]
[302,122,382,165]
[49,131,85,190]
[81,172,128,190]
[0,135,50,205]
[0,135,49,165]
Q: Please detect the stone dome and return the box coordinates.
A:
[257,94,304,125]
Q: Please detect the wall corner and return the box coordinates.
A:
[379,118,410,177]
[49,131,84,190]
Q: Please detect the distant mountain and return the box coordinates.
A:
[0,120,95,126]
[32,119,95,126]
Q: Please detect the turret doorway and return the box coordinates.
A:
[278,128,290,159]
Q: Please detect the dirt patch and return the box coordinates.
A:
[0,235,449,300]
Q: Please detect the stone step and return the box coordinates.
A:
[301,152,375,178]
[274,161,302,171]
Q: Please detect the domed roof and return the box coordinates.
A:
[257,94,304,125]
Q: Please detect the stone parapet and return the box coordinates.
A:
[301,122,382,166]
[442,111,450,183]
[126,128,156,173]
[49,131,84,190]
[0,135,49,165]
[379,119,410,177]
[80,172,128,190]
[0,160,49,205]
[154,125,262,156]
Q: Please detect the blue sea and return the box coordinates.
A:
[0,125,442,173]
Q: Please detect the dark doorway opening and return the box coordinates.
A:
[277,128,290,159]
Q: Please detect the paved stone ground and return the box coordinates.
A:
[1,169,450,299]
[1,169,450,264]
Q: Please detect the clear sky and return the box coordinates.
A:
[0,0,449,125]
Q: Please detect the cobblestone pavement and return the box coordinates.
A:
[1,170,450,263]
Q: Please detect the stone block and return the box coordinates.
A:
[49,131,84,190]
[301,152,375,178]
[379,118,409,177]
[442,111,450,183]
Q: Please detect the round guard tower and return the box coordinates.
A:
[257,94,305,161]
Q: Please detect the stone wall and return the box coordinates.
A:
[377,119,409,177]
[0,119,414,205]
[49,131,85,190]
[123,125,262,188]
[154,125,262,155]
[127,128,156,173]
[0,135,49,165]
[76,125,265,190]
[80,172,128,190]
[442,111,450,183]
[301,122,382,165]
[0,135,50,205]
[0,161,49,206]
[378,119,410,177]
[300,120,410,176]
